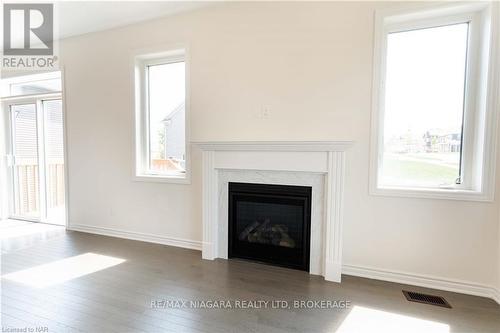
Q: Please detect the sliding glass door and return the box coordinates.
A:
[11,103,40,220]
[9,99,65,225]
[43,100,65,224]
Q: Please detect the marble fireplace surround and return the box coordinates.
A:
[196,141,352,282]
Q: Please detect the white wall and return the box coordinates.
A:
[58,2,500,291]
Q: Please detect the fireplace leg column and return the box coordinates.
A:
[324,151,346,283]
[202,150,218,260]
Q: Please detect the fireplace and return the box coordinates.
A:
[228,182,312,271]
[198,141,351,282]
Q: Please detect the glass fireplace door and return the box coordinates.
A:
[228,182,312,271]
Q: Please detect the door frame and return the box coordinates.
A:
[3,92,67,226]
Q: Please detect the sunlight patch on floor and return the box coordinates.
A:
[0,222,62,239]
[336,305,450,333]
[2,252,125,288]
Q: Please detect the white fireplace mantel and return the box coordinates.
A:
[195,141,353,283]
[195,141,353,152]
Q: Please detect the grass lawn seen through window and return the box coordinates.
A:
[381,153,460,188]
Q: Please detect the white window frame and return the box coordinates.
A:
[133,46,190,184]
[370,2,500,201]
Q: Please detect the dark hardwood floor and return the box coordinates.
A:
[1,220,499,332]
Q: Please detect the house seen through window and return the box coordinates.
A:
[147,61,186,175]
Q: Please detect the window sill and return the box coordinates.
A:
[370,186,493,202]
[133,174,191,185]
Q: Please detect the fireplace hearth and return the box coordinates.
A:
[228,182,312,271]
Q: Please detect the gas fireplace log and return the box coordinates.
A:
[238,220,261,240]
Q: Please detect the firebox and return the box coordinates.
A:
[228,182,312,271]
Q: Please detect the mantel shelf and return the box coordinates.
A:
[192,141,354,152]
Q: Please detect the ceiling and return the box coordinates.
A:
[56,1,213,40]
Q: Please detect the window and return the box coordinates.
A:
[371,3,499,200]
[1,72,62,97]
[134,49,189,183]
[382,23,468,188]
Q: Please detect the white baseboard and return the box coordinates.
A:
[342,264,500,304]
[68,224,202,251]
[492,287,500,304]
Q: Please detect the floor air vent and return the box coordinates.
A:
[402,290,451,308]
